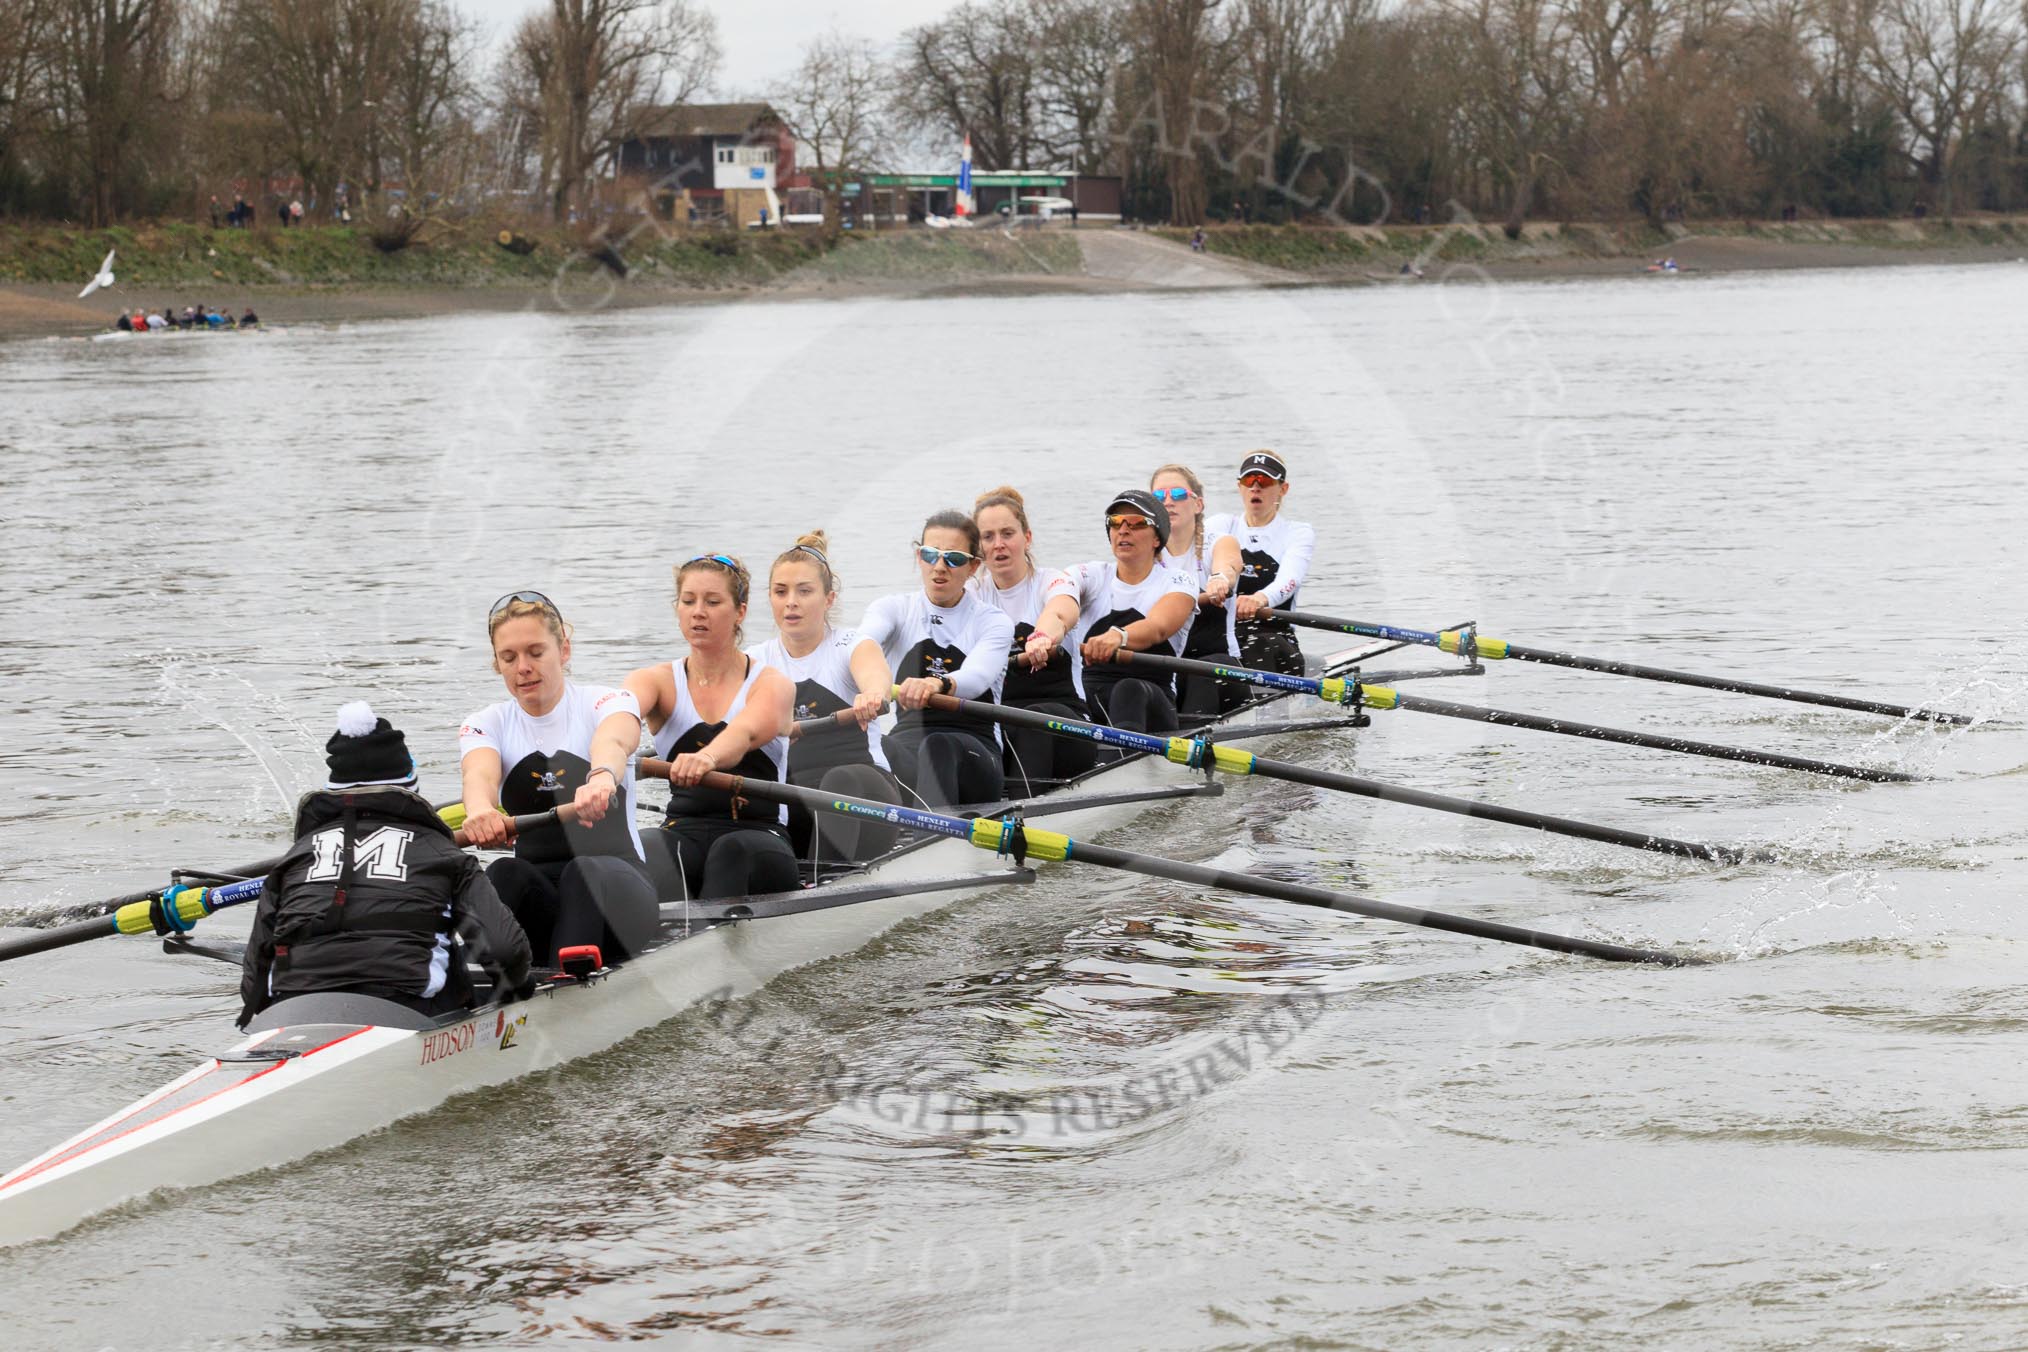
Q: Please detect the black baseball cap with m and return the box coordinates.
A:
[1238,450,1287,482]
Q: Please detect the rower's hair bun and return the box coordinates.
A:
[977,484,1024,510]
[795,528,829,552]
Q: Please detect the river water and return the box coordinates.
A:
[2,260,2026,1348]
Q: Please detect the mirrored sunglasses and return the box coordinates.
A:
[915,544,978,568]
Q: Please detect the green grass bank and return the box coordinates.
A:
[0,219,1082,290]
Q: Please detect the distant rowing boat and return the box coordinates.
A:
[89,325,282,344]
[0,636,1404,1248]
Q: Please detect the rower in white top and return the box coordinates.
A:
[751,530,902,866]
[458,591,658,969]
[860,508,1016,808]
[1151,462,1246,720]
[626,553,801,902]
[1069,488,1199,734]
[968,485,1100,795]
[1202,449,1317,675]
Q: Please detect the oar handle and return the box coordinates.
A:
[791,703,887,740]
[450,806,575,847]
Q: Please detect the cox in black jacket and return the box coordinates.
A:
[239,785,532,1027]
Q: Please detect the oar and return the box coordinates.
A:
[792,703,888,740]
[0,808,571,964]
[1111,650,1917,783]
[919,693,1753,864]
[688,770,1704,967]
[1273,609,1971,725]
[13,800,478,931]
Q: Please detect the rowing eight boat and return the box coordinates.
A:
[0,635,1407,1247]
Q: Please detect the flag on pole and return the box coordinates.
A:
[955,134,974,218]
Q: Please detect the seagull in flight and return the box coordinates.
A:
[78,249,116,300]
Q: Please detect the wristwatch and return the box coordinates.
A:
[938,675,956,696]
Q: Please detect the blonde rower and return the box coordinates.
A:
[753,531,902,864]
[625,555,800,900]
[459,591,658,967]
[1151,463,1245,720]
[969,486,1099,794]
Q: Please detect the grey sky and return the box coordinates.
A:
[458,0,961,96]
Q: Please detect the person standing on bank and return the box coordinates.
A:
[1202,450,1316,675]
[459,592,659,968]
[628,554,802,900]
[861,510,1016,808]
[240,703,532,1029]
[1150,464,1246,720]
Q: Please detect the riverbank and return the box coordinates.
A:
[3,213,2023,340]
[1160,215,2028,280]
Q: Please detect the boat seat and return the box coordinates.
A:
[246,992,442,1032]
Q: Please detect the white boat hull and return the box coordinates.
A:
[0,641,1390,1245]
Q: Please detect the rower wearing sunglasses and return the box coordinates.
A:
[459,591,660,969]
[1203,450,1316,675]
[859,509,1016,808]
[751,531,903,866]
[624,555,801,901]
[1068,489,1200,734]
[1150,463,1247,721]
[969,485,1099,795]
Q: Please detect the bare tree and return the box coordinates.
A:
[1864,0,2021,211]
[0,0,56,195]
[46,0,182,224]
[1443,0,1579,230]
[1226,0,1330,190]
[213,0,408,215]
[895,0,1043,170]
[1031,0,1130,174]
[531,0,719,221]
[772,31,890,225]
[1128,0,1224,223]
[382,0,480,203]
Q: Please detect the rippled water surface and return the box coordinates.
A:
[2,262,2027,1349]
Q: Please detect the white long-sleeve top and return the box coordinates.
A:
[1203,512,1317,610]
